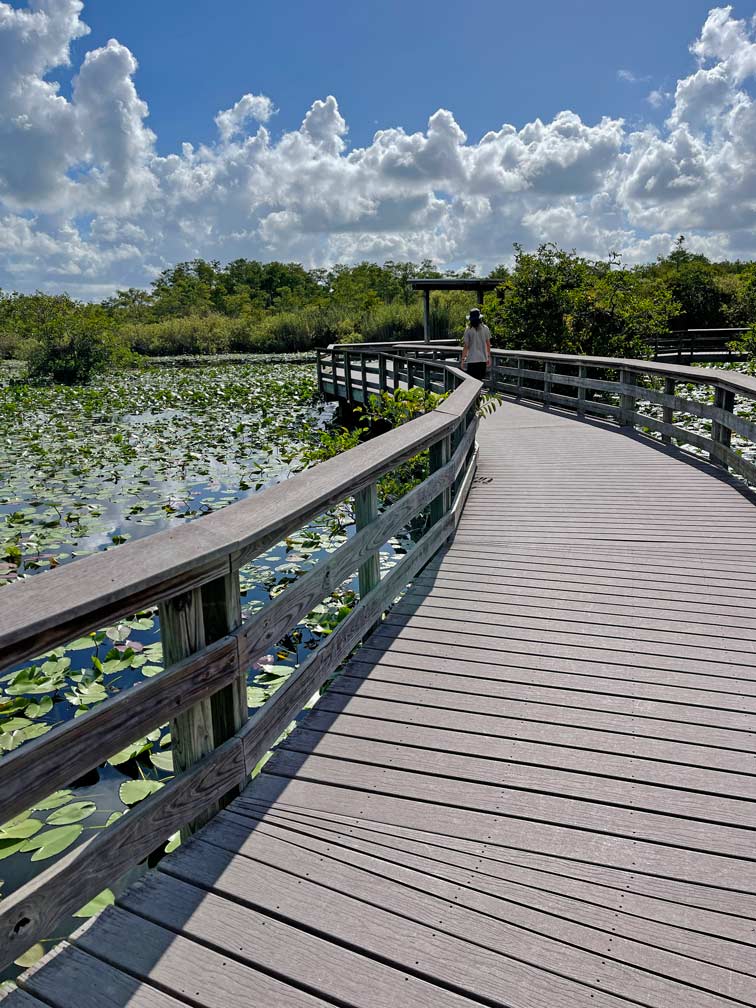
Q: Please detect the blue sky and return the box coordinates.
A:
[56,0,720,153]
[1,1,755,295]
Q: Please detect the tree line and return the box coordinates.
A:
[2,238,755,382]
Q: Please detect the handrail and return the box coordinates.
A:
[0,345,481,970]
[488,347,756,486]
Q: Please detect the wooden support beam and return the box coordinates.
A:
[619,369,637,427]
[423,289,430,344]
[662,376,675,444]
[354,482,380,601]
[160,589,218,837]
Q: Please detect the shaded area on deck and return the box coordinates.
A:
[9,399,756,1007]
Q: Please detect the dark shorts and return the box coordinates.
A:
[466,361,487,380]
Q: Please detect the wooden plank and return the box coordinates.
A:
[71,906,333,1007]
[338,660,756,731]
[0,992,48,1007]
[280,726,756,827]
[179,818,747,1008]
[0,634,238,828]
[329,671,756,754]
[313,690,756,775]
[0,735,245,974]
[353,643,756,706]
[393,592,756,657]
[262,748,756,859]
[298,706,756,800]
[235,796,756,927]
[119,871,481,1008]
[236,802,756,954]
[162,833,662,1008]
[20,943,186,1008]
[235,774,755,891]
[222,811,756,1005]
[398,584,756,639]
[412,572,756,626]
[382,610,756,669]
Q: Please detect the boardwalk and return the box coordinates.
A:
[11,399,756,1007]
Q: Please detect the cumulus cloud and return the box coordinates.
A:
[215,93,276,141]
[1,2,756,295]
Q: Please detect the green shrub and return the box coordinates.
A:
[23,302,128,384]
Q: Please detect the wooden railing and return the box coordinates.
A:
[489,348,756,485]
[0,350,480,969]
[652,327,749,363]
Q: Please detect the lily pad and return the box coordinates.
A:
[20,824,84,860]
[119,779,163,805]
[73,888,115,919]
[47,801,97,825]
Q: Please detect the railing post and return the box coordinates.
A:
[577,365,587,415]
[544,361,553,406]
[354,482,380,598]
[378,354,387,392]
[711,386,735,468]
[619,369,637,427]
[516,358,524,398]
[407,359,415,389]
[360,352,368,401]
[160,593,214,837]
[344,350,353,401]
[202,571,246,749]
[161,570,246,838]
[429,434,451,525]
[393,356,401,392]
[662,377,675,444]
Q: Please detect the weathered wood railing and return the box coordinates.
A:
[490,348,756,484]
[0,351,480,969]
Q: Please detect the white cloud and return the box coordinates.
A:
[1,2,756,296]
[618,69,650,83]
[215,93,276,141]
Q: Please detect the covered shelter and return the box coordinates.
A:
[408,277,501,342]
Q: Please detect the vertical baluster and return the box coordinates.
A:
[661,376,675,444]
[378,354,387,393]
[360,353,368,403]
[544,361,553,406]
[161,571,245,837]
[619,369,637,427]
[354,482,380,599]
[429,434,451,525]
[344,351,353,400]
[711,386,735,468]
[577,365,587,415]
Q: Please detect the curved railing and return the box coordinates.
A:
[488,349,756,485]
[0,349,481,969]
[317,340,756,487]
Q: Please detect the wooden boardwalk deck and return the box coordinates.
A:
[10,401,756,1007]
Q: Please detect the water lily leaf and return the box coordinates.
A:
[14,943,46,968]
[165,831,181,853]
[119,779,163,805]
[31,789,73,811]
[105,811,124,827]
[21,824,83,860]
[67,636,97,651]
[149,751,173,772]
[47,801,97,825]
[25,697,53,718]
[0,816,43,840]
[73,888,115,919]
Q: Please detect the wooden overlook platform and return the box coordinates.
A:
[2,343,756,1006]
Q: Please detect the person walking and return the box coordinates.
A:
[460,308,491,381]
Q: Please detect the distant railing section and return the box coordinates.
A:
[490,349,756,486]
[652,327,748,362]
[0,347,480,971]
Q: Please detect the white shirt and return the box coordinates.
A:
[463,324,490,363]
